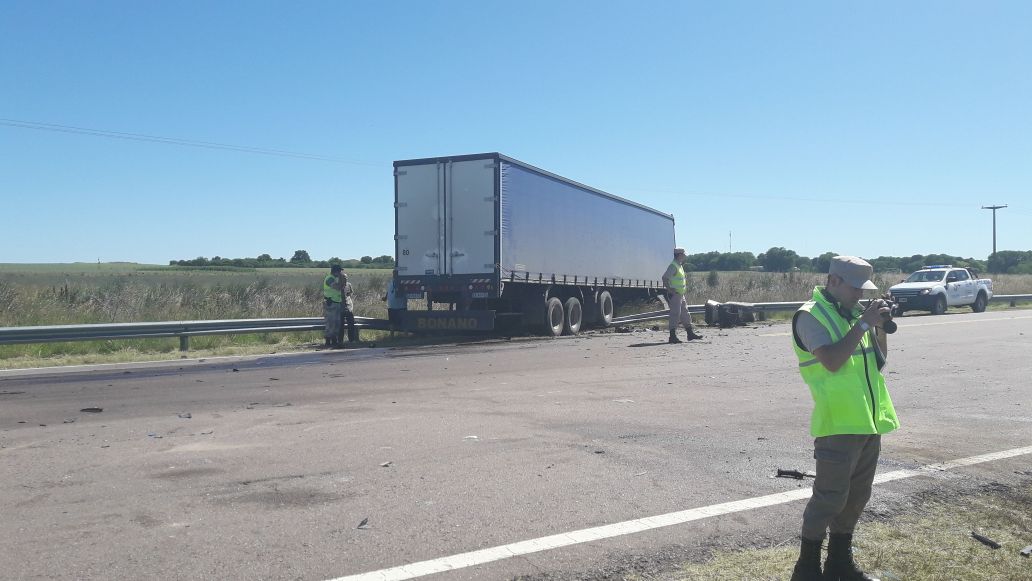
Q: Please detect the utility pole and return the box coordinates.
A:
[981,204,1007,256]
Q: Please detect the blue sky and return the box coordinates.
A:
[2,1,1029,265]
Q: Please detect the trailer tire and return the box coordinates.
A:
[971,292,987,313]
[563,297,582,335]
[545,297,565,337]
[931,295,947,315]
[596,291,614,327]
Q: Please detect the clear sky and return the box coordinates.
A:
[2,1,1029,265]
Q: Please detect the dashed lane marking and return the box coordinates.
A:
[329,445,1032,581]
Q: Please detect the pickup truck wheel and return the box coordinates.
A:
[931,295,947,315]
[563,297,582,335]
[971,292,988,313]
[545,297,564,337]
[597,291,614,327]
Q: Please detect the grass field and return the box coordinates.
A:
[2,264,1030,369]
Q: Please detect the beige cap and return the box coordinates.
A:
[673,247,686,255]
[829,255,877,290]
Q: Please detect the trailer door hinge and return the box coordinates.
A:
[394,169,407,176]
[394,202,407,208]
[484,230,499,236]
[394,234,408,241]
[483,162,499,169]
[483,196,499,202]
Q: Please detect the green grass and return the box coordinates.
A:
[671,483,1032,581]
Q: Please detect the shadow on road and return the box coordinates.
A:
[628,341,671,348]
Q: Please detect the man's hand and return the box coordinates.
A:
[861,298,891,328]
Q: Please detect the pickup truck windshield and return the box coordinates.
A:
[906,271,946,283]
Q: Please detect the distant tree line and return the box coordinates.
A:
[170,250,395,269]
[683,247,1032,274]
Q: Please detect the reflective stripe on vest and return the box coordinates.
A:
[323,275,342,303]
[793,286,899,437]
[669,261,686,295]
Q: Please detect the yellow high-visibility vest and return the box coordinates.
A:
[792,287,899,437]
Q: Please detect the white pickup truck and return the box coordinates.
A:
[888,265,993,316]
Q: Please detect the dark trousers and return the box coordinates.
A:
[338,309,358,343]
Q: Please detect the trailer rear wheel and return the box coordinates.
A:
[597,291,614,327]
[563,297,582,335]
[545,297,565,337]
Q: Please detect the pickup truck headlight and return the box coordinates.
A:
[919,289,931,295]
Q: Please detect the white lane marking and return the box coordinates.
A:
[329,445,1032,581]
[760,313,1032,336]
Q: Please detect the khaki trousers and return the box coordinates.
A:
[801,434,881,540]
[667,292,696,331]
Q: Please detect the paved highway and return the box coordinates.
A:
[2,310,1030,580]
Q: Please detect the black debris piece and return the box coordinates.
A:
[776,468,815,480]
[357,517,369,529]
[80,407,103,413]
[971,531,1001,549]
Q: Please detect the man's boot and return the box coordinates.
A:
[324,337,332,347]
[790,537,823,581]
[668,330,682,344]
[823,533,878,581]
[684,325,704,340]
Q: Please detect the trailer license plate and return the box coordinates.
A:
[898,297,907,303]
[472,292,489,298]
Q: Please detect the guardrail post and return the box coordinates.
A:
[180,336,189,351]
[1011,300,1017,307]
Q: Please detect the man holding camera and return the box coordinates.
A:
[789,256,899,581]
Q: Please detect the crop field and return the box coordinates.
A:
[1,264,1030,368]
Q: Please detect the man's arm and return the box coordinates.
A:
[811,302,890,372]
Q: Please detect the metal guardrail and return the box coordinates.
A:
[0,317,390,351]
[1,295,1029,350]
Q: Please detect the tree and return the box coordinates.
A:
[758,247,799,272]
[360,256,373,264]
[289,250,312,264]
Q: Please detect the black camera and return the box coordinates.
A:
[874,298,898,334]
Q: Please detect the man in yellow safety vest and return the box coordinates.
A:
[789,255,898,581]
[323,264,345,348]
[662,247,703,343]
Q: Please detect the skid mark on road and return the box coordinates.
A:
[329,445,1032,581]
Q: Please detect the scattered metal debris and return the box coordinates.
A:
[1019,545,1031,557]
[776,469,815,480]
[971,531,1001,549]
[380,461,392,468]
[357,517,369,529]
[80,407,103,413]
[177,412,192,419]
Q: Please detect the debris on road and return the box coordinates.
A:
[357,517,369,529]
[1020,545,1032,557]
[463,435,479,441]
[80,407,103,413]
[971,531,1001,549]
[380,461,392,468]
[177,412,192,419]
[63,418,76,424]
[776,468,815,480]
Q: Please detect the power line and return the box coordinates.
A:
[623,186,974,208]
[0,118,384,166]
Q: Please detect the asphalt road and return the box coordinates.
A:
[2,309,1030,581]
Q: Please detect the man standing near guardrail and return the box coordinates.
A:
[323,264,345,348]
[338,272,358,346]
[789,255,898,581]
[662,247,703,344]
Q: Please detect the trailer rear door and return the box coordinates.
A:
[396,159,496,277]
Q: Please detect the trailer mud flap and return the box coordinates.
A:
[401,311,495,332]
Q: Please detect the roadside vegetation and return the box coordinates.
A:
[2,264,1031,369]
